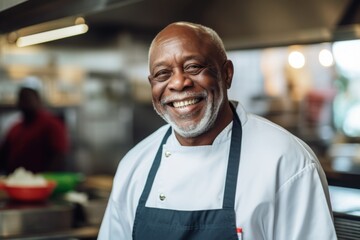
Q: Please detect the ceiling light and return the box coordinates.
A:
[288,51,305,69]
[318,49,334,67]
[16,23,88,47]
[9,17,89,47]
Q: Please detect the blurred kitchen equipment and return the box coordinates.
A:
[0,201,73,237]
[81,199,108,226]
[69,175,112,226]
[41,172,84,195]
[81,175,113,199]
[68,193,108,227]
[0,180,56,202]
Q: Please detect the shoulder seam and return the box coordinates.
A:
[275,162,317,196]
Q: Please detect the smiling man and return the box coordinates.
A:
[148,22,233,145]
[98,22,337,240]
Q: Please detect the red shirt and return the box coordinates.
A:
[1,110,69,173]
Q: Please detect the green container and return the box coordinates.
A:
[41,172,84,195]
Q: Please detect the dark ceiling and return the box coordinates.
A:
[1,0,359,49]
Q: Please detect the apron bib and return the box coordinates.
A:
[132,106,242,239]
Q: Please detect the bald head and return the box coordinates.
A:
[148,22,227,67]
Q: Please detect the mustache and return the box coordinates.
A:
[160,91,207,105]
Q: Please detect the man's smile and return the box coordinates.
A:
[172,98,201,108]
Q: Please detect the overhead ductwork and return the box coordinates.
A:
[0,0,359,49]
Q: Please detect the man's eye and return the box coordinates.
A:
[184,64,204,74]
[153,70,172,81]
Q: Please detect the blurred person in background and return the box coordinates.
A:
[98,22,336,239]
[0,76,69,174]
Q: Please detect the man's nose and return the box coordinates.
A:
[168,71,193,91]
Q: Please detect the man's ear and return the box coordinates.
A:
[223,60,234,89]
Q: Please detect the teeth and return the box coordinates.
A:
[173,99,199,108]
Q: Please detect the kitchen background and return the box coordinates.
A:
[0,0,360,239]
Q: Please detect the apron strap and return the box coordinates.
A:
[222,103,242,209]
[138,127,172,206]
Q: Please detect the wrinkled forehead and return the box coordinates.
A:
[149,24,215,66]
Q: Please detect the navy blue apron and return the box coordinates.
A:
[132,106,242,239]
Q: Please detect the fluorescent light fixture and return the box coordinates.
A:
[16,23,88,47]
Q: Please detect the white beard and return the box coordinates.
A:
[154,88,225,138]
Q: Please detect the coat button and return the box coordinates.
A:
[164,151,171,157]
[159,193,166,201]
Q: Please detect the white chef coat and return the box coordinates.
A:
[98,103,337,240]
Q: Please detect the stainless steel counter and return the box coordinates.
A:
[0,199,103,240]
[2,226,99,240]
[329,186,360,239]
[0,201,73,237]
